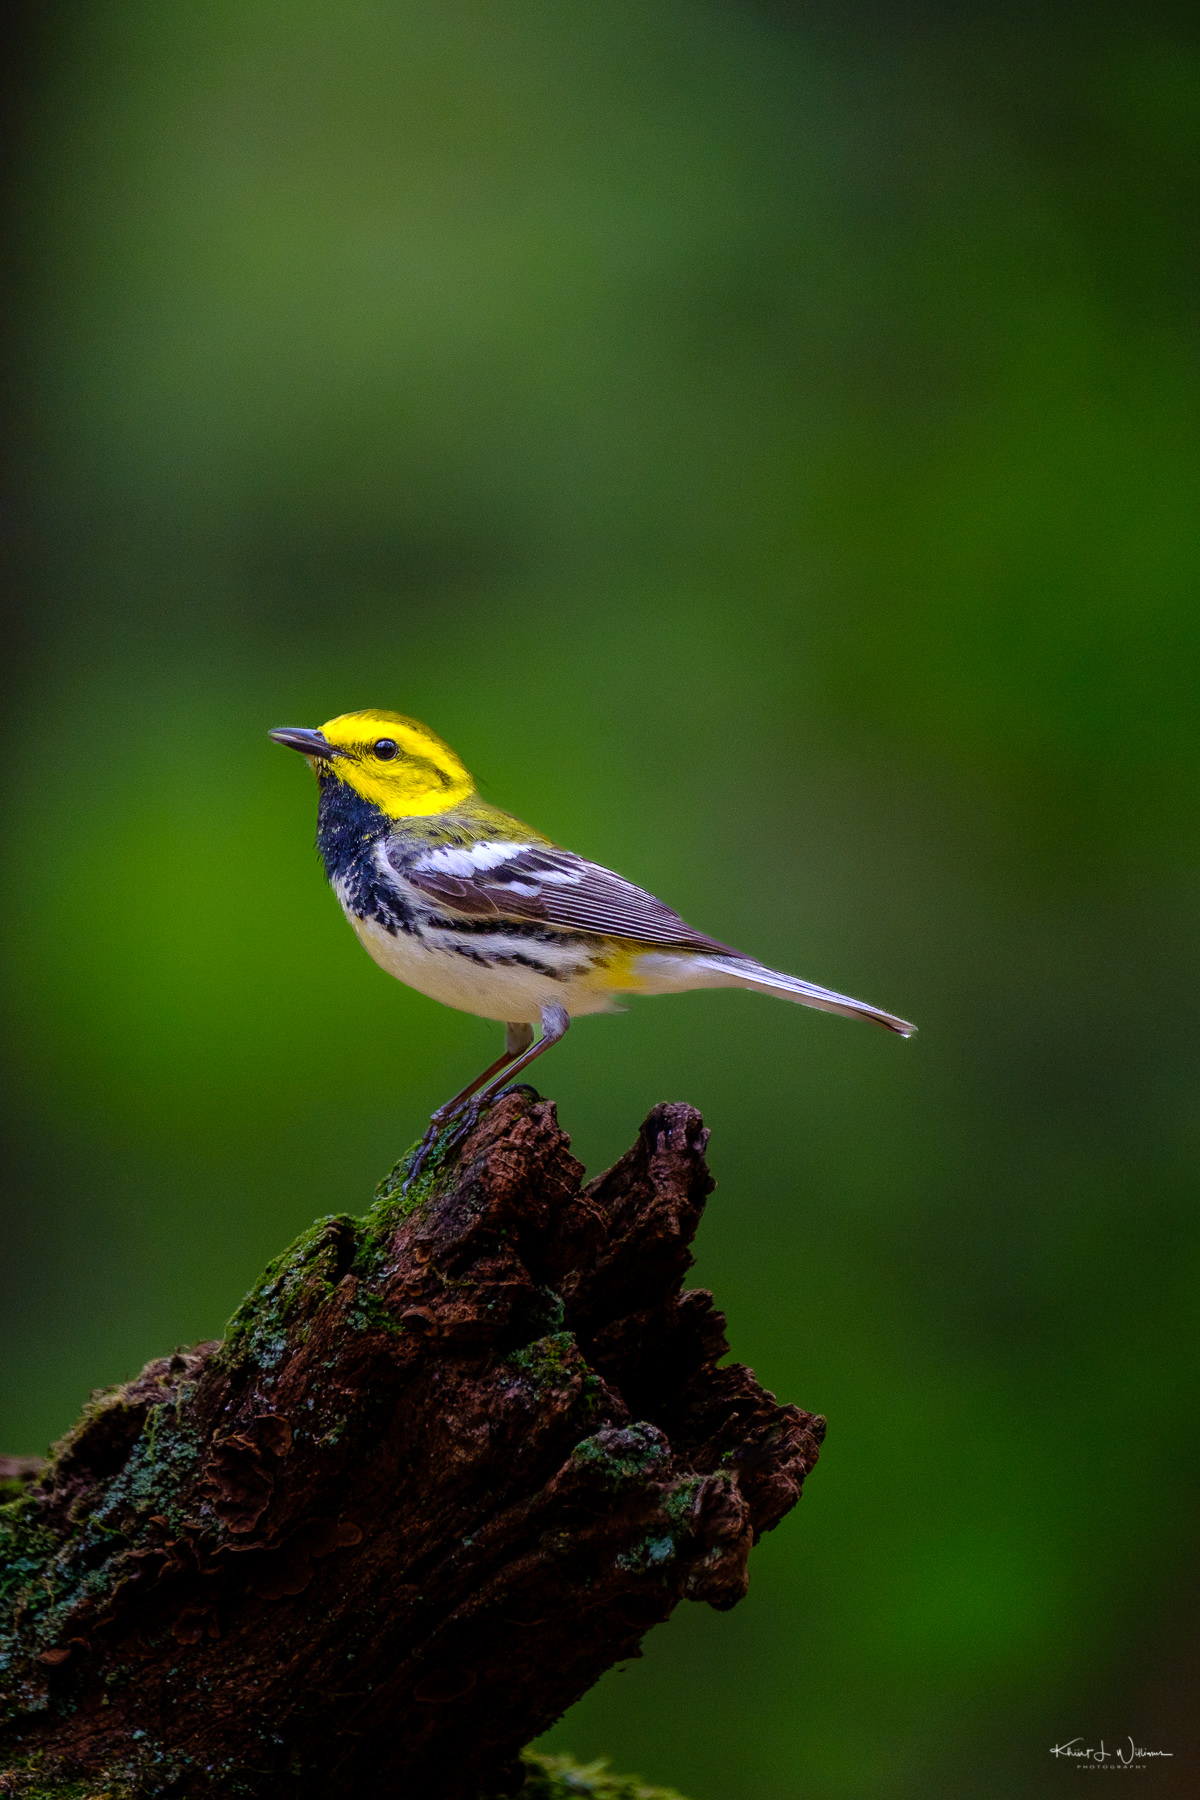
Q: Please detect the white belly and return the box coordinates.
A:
[347,911,622,1023]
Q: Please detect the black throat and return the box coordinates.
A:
[315,771,391,884]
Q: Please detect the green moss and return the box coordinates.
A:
[568,1424,671,1491]
[219,1118,496,1374]
[0,1747,135,1799]
[372,1116,469,1208]
[351,1184,426,1281]
[0,1470,41,1509]
[506,1330,578,1388]
[512,1285,566,1341]
[611,1475,705,1577]
[578,1372,608,1417]
[0,1495,58,1649]
[660,1476,704,1531]
[218,1213,358,1374]
[47,1384,143,1475]
[504,1333,611,1427]
[212,1125,483,1386]
[522,1751,691,1800]
[0,1780,131,1800]
[614,1531,676,1575]
[1,1400,205,1708]
[346,1287,407,1337]
[355,1123,462,1271]
[92,1406,202,1534]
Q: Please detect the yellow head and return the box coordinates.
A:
[269,709,474,818]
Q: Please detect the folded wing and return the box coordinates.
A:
[389,839,732,950]
[387,837,915,1035]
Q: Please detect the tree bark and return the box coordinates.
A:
[0,1092,825,1799]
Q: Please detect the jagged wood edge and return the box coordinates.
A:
[0,1092,824,1799]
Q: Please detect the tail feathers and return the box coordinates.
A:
[695,955,916,1037]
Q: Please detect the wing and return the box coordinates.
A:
[385,838,733,952]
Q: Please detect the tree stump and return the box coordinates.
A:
[0,1092,825,1798]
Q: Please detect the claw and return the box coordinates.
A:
[492,1081,541,1107]
[402,1093,487,1193]
[401,1123,442,1192]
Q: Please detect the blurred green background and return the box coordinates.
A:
[3,2,1199,1795]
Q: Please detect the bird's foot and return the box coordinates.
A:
[402,1094,487,1192]
[401,1124,441,1192]
[402,1079,546,1192]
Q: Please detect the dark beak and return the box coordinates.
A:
[269,727,343,759]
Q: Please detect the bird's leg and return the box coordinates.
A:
[429,1021,536,1130]
[478,1002,571,1105]
[419,1007,570,1180]
[404,1022,535,1188]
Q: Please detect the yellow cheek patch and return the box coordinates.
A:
[318,708,475,819]
[333,756,473,818]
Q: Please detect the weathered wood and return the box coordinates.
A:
[0,1092,825,1798]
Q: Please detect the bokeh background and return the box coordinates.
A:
[3,3,1200,1795]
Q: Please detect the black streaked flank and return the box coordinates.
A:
[426,914,590,946]
[447,944,568,979]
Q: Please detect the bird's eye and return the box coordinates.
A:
[373,738,398,760]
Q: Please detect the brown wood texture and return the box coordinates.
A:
[0,1093,825,1798]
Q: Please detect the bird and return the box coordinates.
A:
[270,709,914,1167]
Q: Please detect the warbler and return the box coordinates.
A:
[271,709,914,1148]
